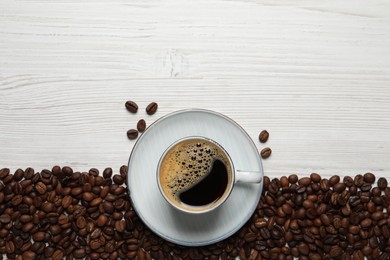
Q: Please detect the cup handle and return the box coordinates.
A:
[235,170,263,183]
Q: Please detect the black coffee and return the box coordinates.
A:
[159,138,233,212]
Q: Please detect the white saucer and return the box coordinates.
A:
[127,109,263,246]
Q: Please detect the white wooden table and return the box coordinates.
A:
[1,0,390,181]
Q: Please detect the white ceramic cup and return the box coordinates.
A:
[156,136,263,214]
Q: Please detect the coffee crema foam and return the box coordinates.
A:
[159,138,232,210]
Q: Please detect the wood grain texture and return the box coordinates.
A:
[1,0,390,180]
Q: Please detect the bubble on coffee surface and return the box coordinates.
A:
[159,139,231,208]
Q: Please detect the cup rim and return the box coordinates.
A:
[156,135,235,214]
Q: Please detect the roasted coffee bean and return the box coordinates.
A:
[363,172,375,183]
[320,179,330,191]
[119,165,128,178]
[53,249,64,260]
[343,176,354,187]
[310,173,321,183]
[137,119,146,132]
[259,130,269,143]
[125,100,138,113]
[97,214,108,226]
[62,195,73,208]
[0,214,11,224]
[298,177,311,187]
[261,147,272,159]
[372,211,384,221]
[103,201,114,214]
[5,241,15,253]
[82,192,94,201]
[127,129,138,140]
[22,251,37,260]
[73,248,86,258]
[113,175,124,185]
[329,175,340,186]
[333,183,346,193]
[0,168,10,179]
[145,102,158,115]
[377,177,388,190]
[330,245,342,257]
[32,232,46,241]
[90,197,103,207]
[354,174,364,187]
[76,216,86,229]
[288,174,298,184]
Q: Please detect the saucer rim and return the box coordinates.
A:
[127,108,263,246]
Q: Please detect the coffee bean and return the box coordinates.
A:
[320,179,330,191]
[73,248,86,258]
[298,177,311,187]
[22,251,37,260]
[137,119,146,132]
[90,239,101,250]
[0,168,10,179]
[103,201,114,214]
[288,174,298,184]
[298,243,309,255]
[97,214,108,227]
[82,192,94,201]
[303,232,315,243]
[115,220,126,233]
[363,172,375,183]
[310,173,321,183]
[377,177,388,190]
[5,241,15,254]
[354,174,364,187]
[333,183,346,193]
[261,147,272,159]
[76,216,86,229]
[100,168,112,179]
[258,130,269,143]
[244,232,257,242]
[0,213,11,224]
[113,175,124,185]
[62,195,73,208]
[328,175,340,186]
[52,249,64,260]
[127,129,139,140]
[90,197,103,207]
[372,211,384,221]
[146,102,158,115]
[330,245,342,257]
[125,101,138,113]
[32,231,46,241]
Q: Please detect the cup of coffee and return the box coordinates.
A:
[157,136,263,214]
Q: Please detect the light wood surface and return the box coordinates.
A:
[1,0,390,180]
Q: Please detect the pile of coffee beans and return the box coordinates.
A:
[1,167,389,259]
[126,101,158,140]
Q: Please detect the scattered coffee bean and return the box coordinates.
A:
[258,130,269,143]
[127,129,138,140]
[125,101,138,113]
[137,119,146,132]
[261,147,272,159]
[145,102,158,115]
